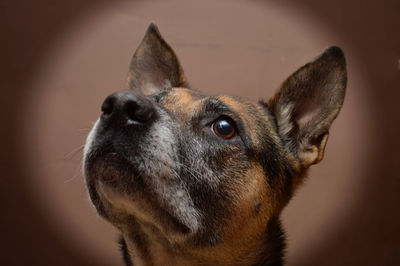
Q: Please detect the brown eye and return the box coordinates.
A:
[212,118,236,139]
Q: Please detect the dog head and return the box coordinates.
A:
[83,23,346,263]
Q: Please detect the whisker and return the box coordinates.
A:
[78,127,91,132]
[64,145,85,160]
[64,162,83,183]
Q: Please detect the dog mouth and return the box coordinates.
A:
[84,147,199,239]
[84,150,140,188]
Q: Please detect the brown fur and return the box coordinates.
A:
[83,23,347,266]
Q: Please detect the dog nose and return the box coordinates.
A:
[101,91,155,125]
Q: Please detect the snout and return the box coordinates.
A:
[83,90,200,238]
[100,90,156,127]
[83,90,159,184]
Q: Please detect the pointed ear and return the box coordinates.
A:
[126,23,188,95]
[266,46,347,167]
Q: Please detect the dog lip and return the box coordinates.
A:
[86,152,140,183]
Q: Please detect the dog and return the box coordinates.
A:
[83,23,346,266]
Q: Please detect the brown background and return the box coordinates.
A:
[1,0,399,265]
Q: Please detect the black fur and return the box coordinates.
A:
[83,24,346,266]
[119,236,133,266]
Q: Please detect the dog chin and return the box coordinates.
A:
[95,178,198,242]
[85,154,200,241]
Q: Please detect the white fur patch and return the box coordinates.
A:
[138,118,200,236]
[83,119,99,168]
[277,103,294,138]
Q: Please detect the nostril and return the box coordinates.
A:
[101,92,155,125]
[125,100,139,120]
[101,97,114,115]
[125,99,154,123]
[135,105,154,122]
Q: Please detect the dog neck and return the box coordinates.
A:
[119,217,285,266]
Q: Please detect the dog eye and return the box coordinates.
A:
[212,118,236,139]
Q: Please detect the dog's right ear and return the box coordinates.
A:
[126,23,188,95]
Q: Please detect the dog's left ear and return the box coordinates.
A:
[126,23,188,94]
[266,46,347,167]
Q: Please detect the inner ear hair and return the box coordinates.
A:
[266,46,347,167]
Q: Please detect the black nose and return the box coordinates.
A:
[101,91,155,125]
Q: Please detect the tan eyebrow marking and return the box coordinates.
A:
[162,88,205,122]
